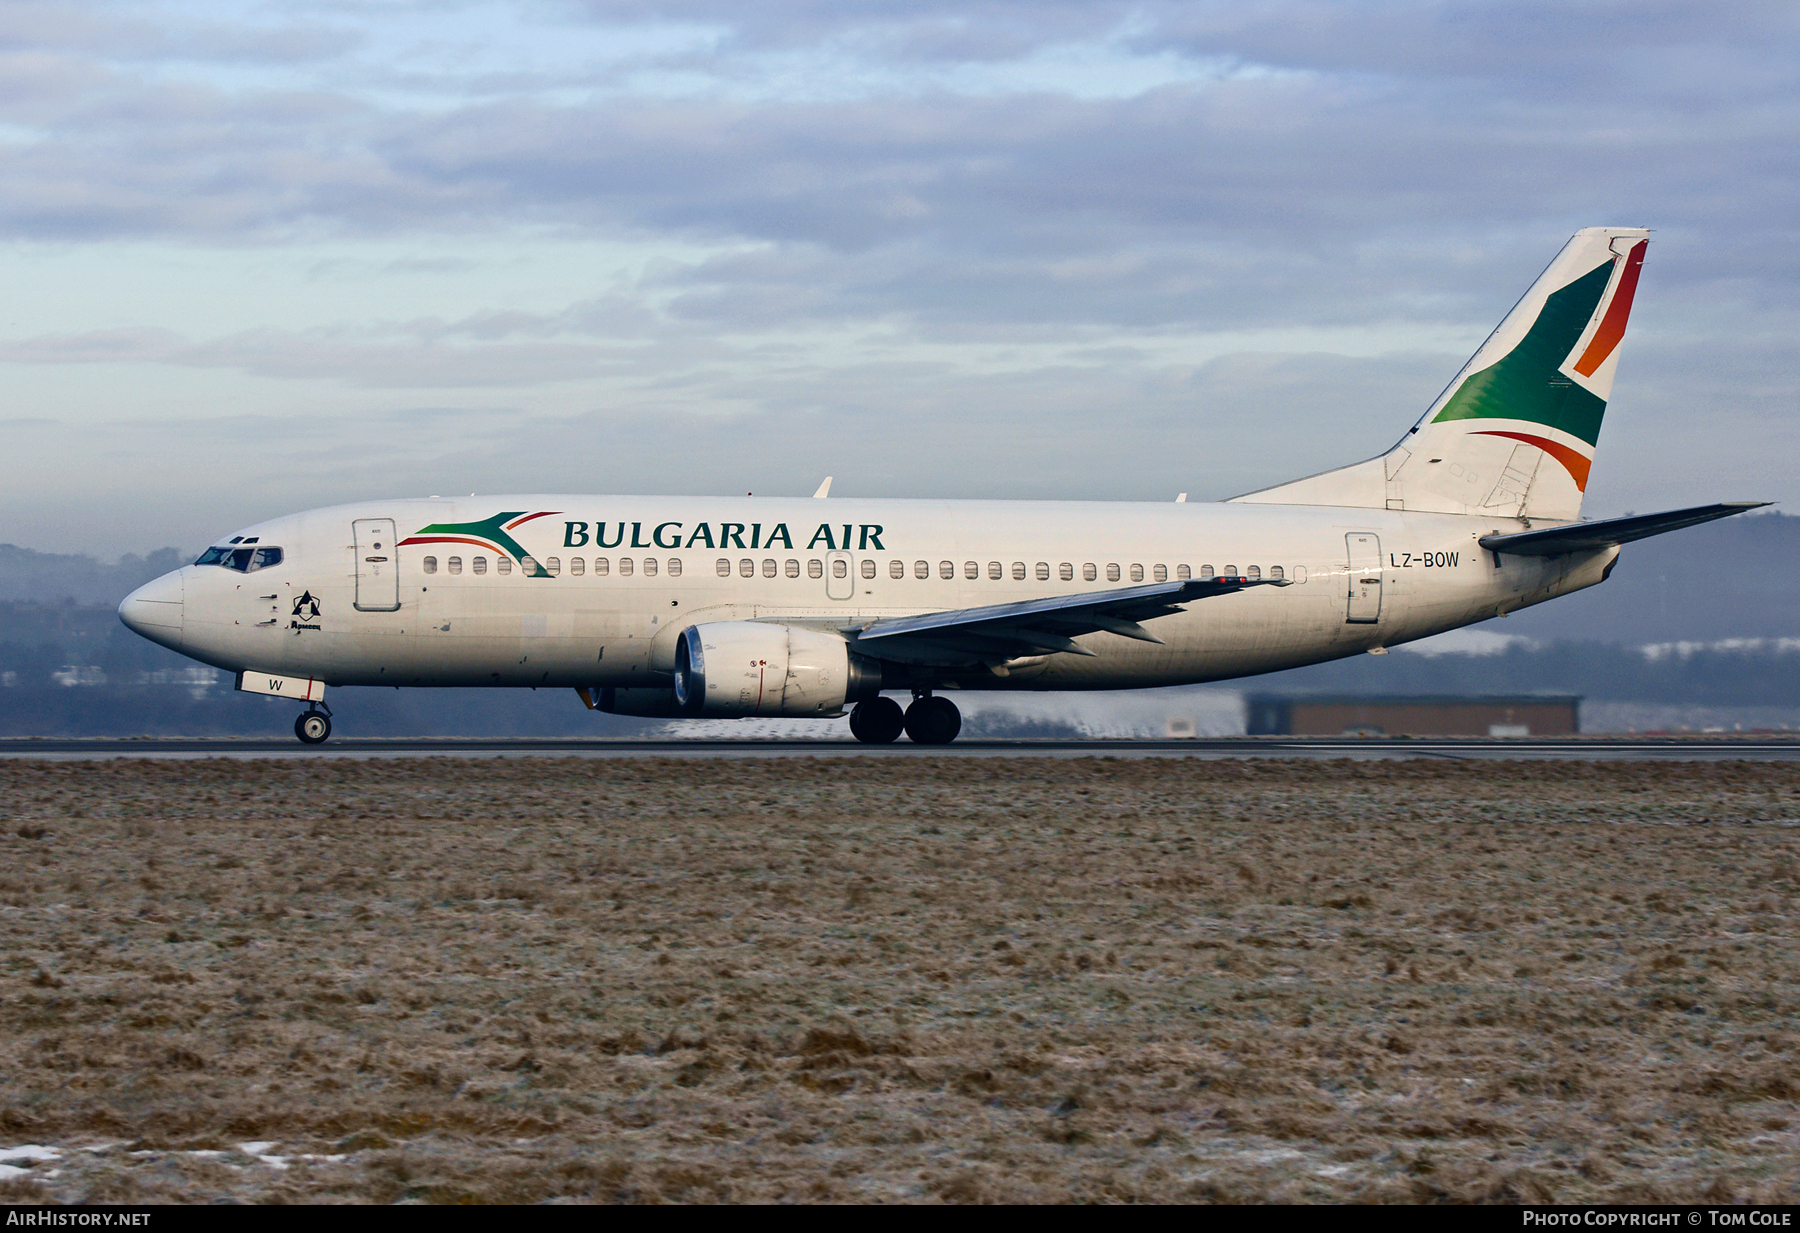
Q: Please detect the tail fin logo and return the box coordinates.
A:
[1429,234,1648,491]
[1470,429,1593,491]
[1573,239,1647,378]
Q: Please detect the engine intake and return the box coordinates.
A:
[673,622,880,717]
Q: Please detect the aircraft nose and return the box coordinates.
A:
[119,570,185,646]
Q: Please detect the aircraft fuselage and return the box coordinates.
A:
[120,495,1612,693]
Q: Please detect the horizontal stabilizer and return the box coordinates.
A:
[1479,502,1769,557]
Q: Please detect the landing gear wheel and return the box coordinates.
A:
[849,697,905,744]
[903,695,961,745]
[295,710,332,745]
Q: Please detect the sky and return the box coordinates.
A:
[2,0,1795,557]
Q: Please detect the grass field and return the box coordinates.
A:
[2,755,1798,1203]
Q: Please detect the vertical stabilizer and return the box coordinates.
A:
[1232,227,1650,521]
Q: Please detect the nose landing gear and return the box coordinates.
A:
[294,704,333,745]
[903,692,962,745]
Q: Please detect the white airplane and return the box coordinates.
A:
[120,227,1762,745]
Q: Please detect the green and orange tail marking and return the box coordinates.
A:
[1400,227,1650,520]
[1229,227,1652,521]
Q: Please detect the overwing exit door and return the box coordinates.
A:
[353,518,401,612]
[1345,532,1382,624]
[825,551,855,600]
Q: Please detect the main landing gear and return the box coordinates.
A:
[848,693,961,745]
[294,704,333,745]
[848,696,904,744]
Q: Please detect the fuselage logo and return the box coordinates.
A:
[290,590,322,630]
[401,512,889,577]
[399,511,560,576]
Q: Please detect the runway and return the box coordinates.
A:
[7,735,1800,760]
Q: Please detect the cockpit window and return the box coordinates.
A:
[194,545,283,572]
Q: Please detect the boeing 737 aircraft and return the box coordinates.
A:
[119,228,1763,744]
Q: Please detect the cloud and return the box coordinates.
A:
[0,3,359,64]
[0,0,1794,555]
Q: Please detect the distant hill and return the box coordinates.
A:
[1,511,1794,737]
[1497,509,1800,645]
[0,544,191,606]
[4,509,1793,640]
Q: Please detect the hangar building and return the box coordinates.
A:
[1245,695,1581,737]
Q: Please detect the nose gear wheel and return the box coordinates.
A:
[295,710,332,745]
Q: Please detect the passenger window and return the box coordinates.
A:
[965,561,978,579]
[717,558,731,576]
[668,558,682,577]
[1176,564,1190,580]
[861,559,876,579]
[1246,565,1260,580]
[521,556,539,574]
[250,547,283,571]
[1200,565,1214,580]
[545,556,561,576]
[1153,564,1167,582]
[1106,564,1120,582]
[890,560,905,579]
[740,559,754,577]
[1270,565,1284,580]
[1012,562,1026,580]
[1059,563,1073,581]
[594,558,609,576]
[915,560,929,579]
[940,561,954,580]
[988,562,1002,580]
[786,559,800,577]
[763,559,777,577]
[423,556,438,574]
[1224,565,1237,578]
[809,559,823,578]
[568,557,583,576]
[447,556,462,575]
[643,558,658,577]
[1035,563,1049,581]
[619,558,634,576]
[832,558,847,578]
[472,556,487,575]
[1083,563,1097,581]
[1130,564,1144,582]
[496,557,512,575]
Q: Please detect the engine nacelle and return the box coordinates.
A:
[595,687,688,718]
[673,622,880,717]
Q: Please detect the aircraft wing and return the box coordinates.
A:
[845,575,1289,666]
[1479,502,1769,557]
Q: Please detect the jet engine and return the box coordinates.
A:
[673,622,881,717]
[594,687,687,718]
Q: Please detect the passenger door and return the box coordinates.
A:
[353,518,401,612]
[1345,532,1382,624]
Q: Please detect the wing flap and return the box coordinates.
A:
[846,575,1288,667]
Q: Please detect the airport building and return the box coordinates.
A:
[1245,695,1581,738]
